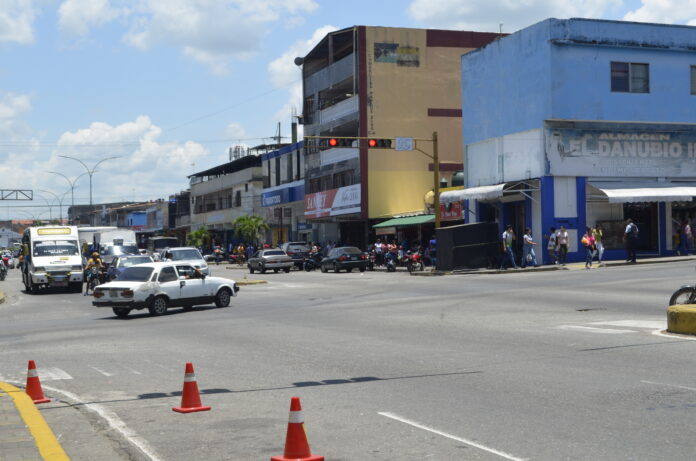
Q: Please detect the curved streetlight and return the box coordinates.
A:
[46,171,89,215]
[35,195,53,221]
[39,189,70,224]
[15,209,50,224]
[58,155,122,225]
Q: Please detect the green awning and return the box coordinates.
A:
[372,215,434,228]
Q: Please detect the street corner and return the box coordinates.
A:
[667,304,696,335]
[236,279,268,286]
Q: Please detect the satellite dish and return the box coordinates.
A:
[294,57,304,66]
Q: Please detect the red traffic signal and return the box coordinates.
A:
[329,138,338,147]
[367,138,392,149]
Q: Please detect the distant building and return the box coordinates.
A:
[299,26,500,247]
[445,18,696,262]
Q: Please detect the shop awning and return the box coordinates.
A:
[440,183,505,204]
[373,215,434,228]
[589,182,696,203]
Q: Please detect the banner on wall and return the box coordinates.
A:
[546,121,696,178]
[304,184,361,219]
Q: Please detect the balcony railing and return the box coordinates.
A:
[317,95,358,125]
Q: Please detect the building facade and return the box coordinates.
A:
[300,26,499,248]
[444,18,696,262]
[261,141,313,245]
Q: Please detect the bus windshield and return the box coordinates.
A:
[33,240,80,257]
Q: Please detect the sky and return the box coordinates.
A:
[1,0,695,221]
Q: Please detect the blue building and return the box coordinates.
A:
[261,141,313,244]
[442,18,696,262]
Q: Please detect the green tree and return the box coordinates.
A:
[231,214,269,245]
[186,228,211,248]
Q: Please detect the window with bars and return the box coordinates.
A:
[611,62,649,93]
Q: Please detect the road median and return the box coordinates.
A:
[667,304,696,335]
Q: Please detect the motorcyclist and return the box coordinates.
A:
[84,251,104,295]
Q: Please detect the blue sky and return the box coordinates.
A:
[0,0,693,220]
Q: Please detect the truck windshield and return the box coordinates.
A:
[33,240,80,257]
[117,266,154,281]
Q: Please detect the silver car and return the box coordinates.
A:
[160,247,210,275]
[247,249,293,274]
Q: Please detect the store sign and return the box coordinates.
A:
[440,201,462,221]
[376,226,396,235]
[546,121,696,178]
[305,184,361,218]
[262,183,304,207]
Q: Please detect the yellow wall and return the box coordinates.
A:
[365,27,474,219]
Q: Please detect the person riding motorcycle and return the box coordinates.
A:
[84,252,105,295]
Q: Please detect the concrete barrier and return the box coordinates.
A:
[667,304,696,335]
[236,280,267,286]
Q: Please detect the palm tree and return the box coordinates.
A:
[186,228,211,248]
[231,215,269,245]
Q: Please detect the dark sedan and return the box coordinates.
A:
[320,247,367,273]
[279,242,311,269]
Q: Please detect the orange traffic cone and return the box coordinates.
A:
[271,397,324,461]
[25,360,51,404]
[172,362,211,413]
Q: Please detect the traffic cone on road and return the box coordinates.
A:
[172,362,211,413]
[25,360,51,404]
[271,397,324,461]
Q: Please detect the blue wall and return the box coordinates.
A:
[462,18,696,144]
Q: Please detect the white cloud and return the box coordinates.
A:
[52,116,208,202]
[408,0,622,33]
[0,91,34,142]
[224,122,247,139]
[0,0,38,44]
[57,0,123,36]
[623,0,696,24]
[57,0,319,75]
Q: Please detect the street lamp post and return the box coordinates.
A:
[39,189,69,224]
[58,156,122,225]
[47,171,89,221]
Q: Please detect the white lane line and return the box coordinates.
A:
[119,364,142,375]
[39,367,73,381]
[39,383,164,461]
[378,411,526,461]
[89,366,114,377]
[651,329,696,340]
[641,380,696,392]
[556,325,635,334]
[590,320,664,329]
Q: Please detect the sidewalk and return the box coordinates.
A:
[0,382,69,461]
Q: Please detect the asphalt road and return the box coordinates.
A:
[1,262,695,461]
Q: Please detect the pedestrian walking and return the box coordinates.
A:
[499,225,518,269]
[546,227,558,265]
[678,218,692,256]
[556,226,569,265]
[581,227,596,269]
[623,218,639,263]
[593,223,604,265]
[521,227,538,267]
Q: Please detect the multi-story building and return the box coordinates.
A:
[299,26,500,248]
[444,18,696,262]
[189,152,264,249]
[261,140,312,244]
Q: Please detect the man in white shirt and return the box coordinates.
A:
[499,225,518,270]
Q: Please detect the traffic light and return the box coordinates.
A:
[367,138,392,149]
[327,138,357,148]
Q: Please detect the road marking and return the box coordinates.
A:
[89,366,113,377]
[651,329,696,340]
[119,365,142,375]
[39,368,73,381]
[0,381,70,461]
[378,411,526,461]
[641,380,696,392]
[590,320,664,329]
[40,383,164,461]
[556,325,635,334]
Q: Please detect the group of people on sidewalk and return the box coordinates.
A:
[499,221,638,270]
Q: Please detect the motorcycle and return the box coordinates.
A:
[406,250,424,273]
[385,251,397,272]
[0,260,7,281]
[303,253,323,272]
[670,271,696,305]
[366,251,375,271]
[87,266,106,292]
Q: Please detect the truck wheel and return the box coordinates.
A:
[320,264,327,273]
[148,296,168,316]
[284,267,290,273]
[215,288,231,307]
[112,308,131,318]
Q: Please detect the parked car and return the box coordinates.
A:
[247,249,293,274]
[279,242,311,269]
[320,247,368,273]
[160,247,209,275]
[92,261,239,318]
[106,255,154,281]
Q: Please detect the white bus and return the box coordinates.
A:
[22,226,84,293]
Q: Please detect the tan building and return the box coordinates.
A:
[300,26,500,247]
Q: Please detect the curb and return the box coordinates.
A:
[412,266,564,276]
[236,279,267,286]
[667,304,696,335]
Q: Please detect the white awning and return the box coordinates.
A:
[440,183,505,204]
[589,182,696,203]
